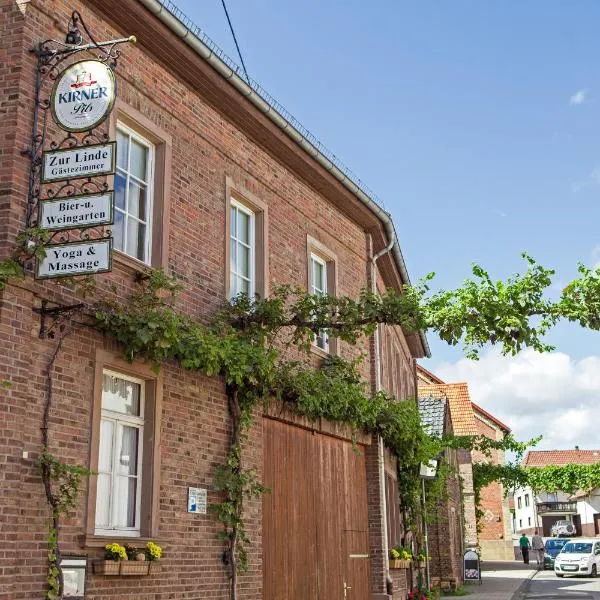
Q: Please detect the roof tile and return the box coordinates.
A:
[524,450,600,467]
[418,383,477,436]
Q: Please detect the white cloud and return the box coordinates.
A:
[433,349,600,451]
[570,89,587,105]
[572,166,600,193]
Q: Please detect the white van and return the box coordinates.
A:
[554,539,600,577]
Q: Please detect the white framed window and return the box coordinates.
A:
[525,494,530,507]
[95,370,145,537]
[229,199,255,299]
[114,123,154,264]
[528,517,531,526]
[310,253,329,351]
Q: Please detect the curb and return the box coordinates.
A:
[509,568,538,600]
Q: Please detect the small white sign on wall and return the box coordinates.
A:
[188,487,207,514]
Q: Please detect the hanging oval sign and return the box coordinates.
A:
[51,60,116,132]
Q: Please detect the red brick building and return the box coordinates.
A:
[471,403,513,560]
[417,367,513,562]
[0,1,428,599]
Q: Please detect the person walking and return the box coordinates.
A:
[531,529,545,569]
[519,533,531,564]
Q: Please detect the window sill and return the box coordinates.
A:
[310,344,333,359]
[113,250,153,275]
[81,535,160,549]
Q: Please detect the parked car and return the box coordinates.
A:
[544,538,570,570]
[554,539,600,577]
[551,520,576,537]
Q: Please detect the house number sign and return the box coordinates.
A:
[51,60,116,132]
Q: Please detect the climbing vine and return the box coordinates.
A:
[3,243,600,598]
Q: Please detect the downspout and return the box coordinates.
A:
[370,232,394,596]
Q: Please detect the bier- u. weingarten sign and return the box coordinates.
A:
[39,192,113,231]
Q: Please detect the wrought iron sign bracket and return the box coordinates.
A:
[25,10,134,230]
[33,300,84,339]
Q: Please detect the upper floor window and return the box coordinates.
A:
[114,123,154,264]
[517,496,522,509]
[525,494,530,507]
[95,371,145,536]
[229,199,255,299]
[310,253,329,351]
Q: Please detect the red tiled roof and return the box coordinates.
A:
[471,402,511,434]
[419,383,477,436]
[524,450,600,467]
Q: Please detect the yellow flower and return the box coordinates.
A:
[105,543,127,560]
[146,541,162,561]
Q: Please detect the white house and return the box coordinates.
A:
[514,450,600,537]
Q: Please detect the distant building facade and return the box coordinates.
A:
[514,450,600,537]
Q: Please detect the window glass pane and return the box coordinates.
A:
[230,238,237,274]
[114,475,137,528]
[239,245,250,279]
[118,426,139,477]
[102,374,141,416]
[95,473,111,528]
[129,139,148,181]
[98,419,114,472]
[239,276,249,296]
[113,210,124,252]
[115,172,127,210]
[128,181,147,221]
[116,130,128,170]
[237,210,249,244]
[126,218,146,261]
[230,206,237,238]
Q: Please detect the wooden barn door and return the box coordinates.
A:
[263,418,371,600]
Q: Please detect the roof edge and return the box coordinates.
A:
[136,0,431,358]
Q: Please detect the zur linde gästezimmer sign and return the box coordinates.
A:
[51,59,116,132]
[36,238,112,279]
[41,142,116,183]
[39,192,114,231]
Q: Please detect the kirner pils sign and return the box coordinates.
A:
[36,239,112,279]
[51,60,116,132]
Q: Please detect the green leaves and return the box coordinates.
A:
[527,463,600,494]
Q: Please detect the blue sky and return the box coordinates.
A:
[174,0,600,366]
[170,1,600,448]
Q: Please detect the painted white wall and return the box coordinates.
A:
[514,486,536,531]
[577,489,600,526]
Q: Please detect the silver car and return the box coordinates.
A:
[551,520,576,537]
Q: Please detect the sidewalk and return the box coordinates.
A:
[457,561,536,600]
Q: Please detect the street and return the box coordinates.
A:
[523,569,600,599]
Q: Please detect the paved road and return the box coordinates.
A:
[523,569,600,599]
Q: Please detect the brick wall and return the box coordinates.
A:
[0,1,422,598]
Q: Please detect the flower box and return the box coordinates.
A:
[92,560,121,576]
[389,559,412,569]
[121,561,151,576]
[92,560,153,576]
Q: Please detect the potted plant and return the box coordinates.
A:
[389,545,412,569]
[145,541,162,574]
[415,550,429,568]
[92,541,162,575]
[92,543,127,575]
